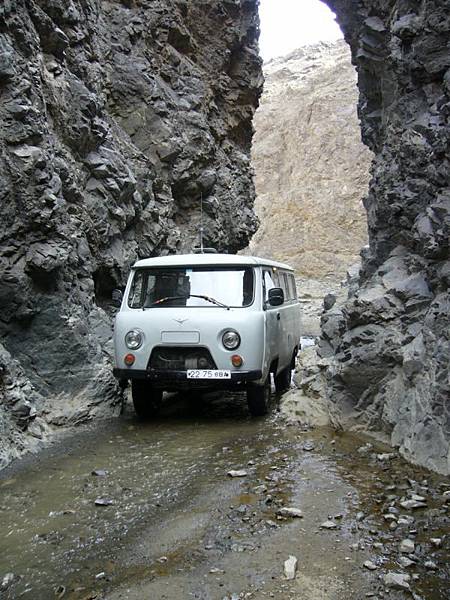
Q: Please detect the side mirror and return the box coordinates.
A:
[268,287,284,307]
[112,288,123,307]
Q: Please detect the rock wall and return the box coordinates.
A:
[320,0,450,474]
[248,40,371,334]
[249,41,370,282]
[0,0,262,467]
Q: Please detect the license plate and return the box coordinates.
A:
[187,370,231,379]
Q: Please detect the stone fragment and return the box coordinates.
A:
[400,499,427,510]
[302,441,315,451]
[320,520,337,530]
[397,515,415,525]
[408,493,426,502]
[363,560,377,570]
[430,538,442,548]
[1,573,15,590]
[383,513,397,522]
[227,470,247,478]
[323,293,336,311]
[277,507,303,518]
[399,539,415,554]
[365,16,386,32]
[0,36,16,81]
[265,519,278,528]
[399,557,415,568]
[253,485,267,494]
[94,498,113,506]
[392,14,422,38]
[91,469,108,477]
[357,443,373,456]
[376,453,395,461]
[284,555,298,580]
[383,572,411,591]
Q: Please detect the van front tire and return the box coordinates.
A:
[131,380,162,419]
[247,378,270,417]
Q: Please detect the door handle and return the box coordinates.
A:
[277,313,281,321]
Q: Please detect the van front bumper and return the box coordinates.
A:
[113,368,263,389]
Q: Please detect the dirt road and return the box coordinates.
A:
[0,392,448,599]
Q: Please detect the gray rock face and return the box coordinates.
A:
[0,0,262,467]
[321,1,450,474]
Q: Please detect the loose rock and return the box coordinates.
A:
[1,573,15,590]
[94,498,113,506]
[383,572,411,591]
[277,507,303,518]
[302,441,315,452]
[399,539,415,554]
[227,470,248,478]
[399,557,415,568]
[284,555,298,580]
[400,499,427,510]
[320,520,337,530]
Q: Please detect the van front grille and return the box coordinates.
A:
[148,346,217,371]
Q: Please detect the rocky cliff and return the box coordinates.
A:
[317,0,450,474]
[248,40,372,334]
[250,41,371,282]
[0,0,262,466]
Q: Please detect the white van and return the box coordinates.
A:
[113,253,301,417]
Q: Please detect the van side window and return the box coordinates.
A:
[277,272,288,300]
[289,274,297,300]
[283,273,291,300]
[129,270,145,308]
[271,270,280,287]
[263,269,276,302]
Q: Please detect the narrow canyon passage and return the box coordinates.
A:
[0,393,448,600]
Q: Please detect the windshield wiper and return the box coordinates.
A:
[193,294,230,309]
[150,294,230,309]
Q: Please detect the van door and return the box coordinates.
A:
[262,268,281,376]
[275,271,292,371]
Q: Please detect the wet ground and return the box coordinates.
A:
[0,391,449,600]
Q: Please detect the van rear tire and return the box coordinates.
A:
[247,378,270,416]
[274,366,291,393]
[131,380,162,419]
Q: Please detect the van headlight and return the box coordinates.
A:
[125,329,143,350]
[222,330,241,350]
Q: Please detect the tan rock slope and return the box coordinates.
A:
[249,41,372,286]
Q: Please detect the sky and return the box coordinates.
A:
[258,0,343,61]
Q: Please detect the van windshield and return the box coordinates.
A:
[128,267,255,309]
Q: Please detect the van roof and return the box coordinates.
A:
[132,253,294,271]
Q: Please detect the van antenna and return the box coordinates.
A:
[199,193,204,253]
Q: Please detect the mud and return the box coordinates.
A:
[0,392,448,600]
